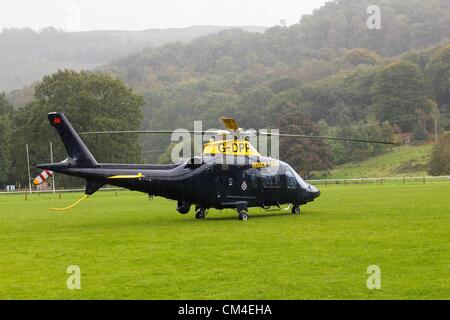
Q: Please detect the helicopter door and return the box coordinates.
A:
[214,166,258,205]
[260,173,281,206]
[214,165,237,200]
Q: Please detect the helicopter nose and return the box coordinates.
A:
[308,184,320,198]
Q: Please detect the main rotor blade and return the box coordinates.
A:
[79,130,223,135]
[260,132,397,145]
[79,129,397,145]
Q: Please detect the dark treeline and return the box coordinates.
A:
[1,0,450,187]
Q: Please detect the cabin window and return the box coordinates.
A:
[285,171,297,189]
[262,174,280,188]
[250,173,258,188]
[292,170,309,189]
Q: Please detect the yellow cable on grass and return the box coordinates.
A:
[51,194,89,212]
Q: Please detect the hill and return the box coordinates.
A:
[97,0,450,164]
[105,0,450,88]
[0,25,266,92]
[320,144,434,179]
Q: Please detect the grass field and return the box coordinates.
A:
[0,184,449,300]
[322,144,433,179]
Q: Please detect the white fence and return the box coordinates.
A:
[306,175,450,186]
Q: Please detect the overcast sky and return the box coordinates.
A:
[0,0,329,31]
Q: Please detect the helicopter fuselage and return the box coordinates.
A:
[38,155,320,213]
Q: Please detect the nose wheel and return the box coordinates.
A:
[236,201,249,221]
[238,211,249,221]
[292,205,301,215]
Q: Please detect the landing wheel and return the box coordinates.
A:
[238,211,249,221]
[195,208,206,219]
[292,205,300,215]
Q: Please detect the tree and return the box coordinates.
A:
[426,44,450,108]
[278,106,333,177]
[327,117,395,165]
[10,70,144,187]
[337,48,382,69]
[412,108,433,142]
[428,132,450,176]
[371,61,432,132]
[0,94,13,186]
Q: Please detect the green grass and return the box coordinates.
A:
[323,144,433,179]
[0,185,449,300]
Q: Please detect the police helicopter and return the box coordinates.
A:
[36,112,394,220]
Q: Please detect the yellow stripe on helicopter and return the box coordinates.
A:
[202,139,261,157]
[109,172,144,179]
[251,161,279,169]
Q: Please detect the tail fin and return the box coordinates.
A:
[48,112,98,167]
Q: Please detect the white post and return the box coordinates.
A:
[26,144,32,193]
[50,141,56,194]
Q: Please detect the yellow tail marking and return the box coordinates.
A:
[109,172,144,179]
[51,195,89,212]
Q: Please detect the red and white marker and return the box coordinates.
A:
[33,170,54,186]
